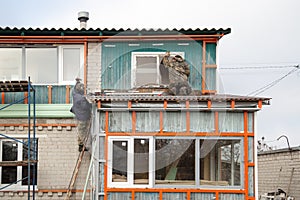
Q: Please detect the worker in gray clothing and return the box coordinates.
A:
[70,78,92,152]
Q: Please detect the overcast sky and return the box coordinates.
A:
[1,0,299,148]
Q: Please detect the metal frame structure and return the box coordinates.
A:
[0,77,36,200]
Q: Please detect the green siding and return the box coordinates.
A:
[0,85,74,104]
[101,41,203,90]
[0,104,74,118]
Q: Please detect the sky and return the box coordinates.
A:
[1,0,299,148]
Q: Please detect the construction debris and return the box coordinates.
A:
[260,189,295,200]
[161,52,192,95]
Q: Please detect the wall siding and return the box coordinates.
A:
[101,41,203,90]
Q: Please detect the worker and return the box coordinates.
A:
[70,78,92,151]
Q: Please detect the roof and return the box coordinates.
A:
[89,92,271,104]
[0,27,231,37]
[258,146,300,155]
[0,80,31,92]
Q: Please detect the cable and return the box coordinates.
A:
[247,65,299,96]
[220,64,298,70]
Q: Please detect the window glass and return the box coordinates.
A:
[200,139,241,186]
[0,139,38,186]
[112,141,128,182]
[155,139,195,185]
[134,139,149,184]
[108,112,132,132]
[219,112,244,132]
[0,48,22,80]
[248,112,254,133]
[1,141,18,184]
[163,112,186,132]
[26,48,58,84]
[22,139,38,185]
[205,43,216,65]
[63,48,81,82]
[205,68,216,91]
[136,112,160,132]
[136,56,158,86]
[190,112,214,132]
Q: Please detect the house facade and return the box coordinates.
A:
[0,24,270,200]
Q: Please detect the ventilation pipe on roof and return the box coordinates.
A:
[78,11,89,29]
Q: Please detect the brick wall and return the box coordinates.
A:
[258,148,300,199]
[0,118,91,200]
[87,42,102,93]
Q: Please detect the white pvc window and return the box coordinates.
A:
[26,48,58,84]
[0,139,37,190]
[0,45,84,84]
[108,137,243,188]
[108,137,154,188]
[131,52,184,87]
[59,45,84,84]
[0,48,22,81]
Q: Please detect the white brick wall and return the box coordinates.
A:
[87,42,102,93]
[0,118,91,200]
[258,148,300,199]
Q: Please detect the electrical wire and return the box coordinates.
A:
[247,65,299,96]
[219,64,298,70]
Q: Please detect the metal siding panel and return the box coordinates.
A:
[4,92,24,104]
[33,85,49,104]
[101,41,203,90]
[135,192,159,200]
[190,192,215,200]
[219,193,245,200]
[162,192,186,200]
[52,85,67,103]
[108,192,131,200]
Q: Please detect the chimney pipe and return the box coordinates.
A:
[78,11,89,29]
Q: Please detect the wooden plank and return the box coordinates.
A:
[0,160,38,166]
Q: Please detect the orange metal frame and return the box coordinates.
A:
[201,41,218,95]
[100,100,256,200]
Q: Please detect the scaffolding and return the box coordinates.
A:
[0,77,37,200]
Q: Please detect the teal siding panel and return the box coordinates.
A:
[1,85,74,104]
[102,41,203,90]
[33,85,49,104]
[52,85,67,104]
[3,92,24,104]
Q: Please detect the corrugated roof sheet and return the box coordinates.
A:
[89,93,271,104]
[0,27,231,36]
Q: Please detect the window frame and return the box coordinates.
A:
[107,136,244,189]
[108,136,154,188]
[0,138,37,191]
[0,45,84,85]
[131,52,185,88]
[58,45,84,85]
